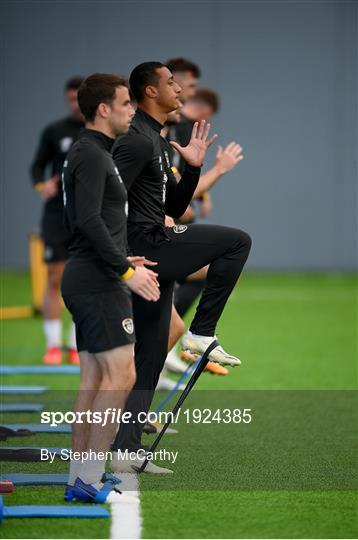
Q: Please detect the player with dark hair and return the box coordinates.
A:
[61,73,160,502]
[31,76,84,365]
[111,61,251,473]
[166,57,201,102]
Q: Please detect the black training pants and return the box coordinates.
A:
[175,279,206,318]
[113,224,251,451]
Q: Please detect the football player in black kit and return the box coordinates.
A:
[111,62,251,473]
[31,77,84,365]
[61,73,160,502]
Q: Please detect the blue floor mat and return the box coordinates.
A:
[0,365,80,375]
[0,386,48,395]
[0,473,68,485]
[0,404,44,412]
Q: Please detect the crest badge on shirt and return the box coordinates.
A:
[59,137,73,153]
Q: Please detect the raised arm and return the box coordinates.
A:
[193,142,243,198]
[166,120,217,218]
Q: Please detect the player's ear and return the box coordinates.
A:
[145,85,157,99]
[97,102,110,119]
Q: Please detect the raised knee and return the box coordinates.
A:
[238,230,252,253]
[242,230,252,250]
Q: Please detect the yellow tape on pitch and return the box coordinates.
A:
[0,306,34,320]
[1,233,45,320]
[29,232,47,312]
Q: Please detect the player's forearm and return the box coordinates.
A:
[30,137,53,186]
[193,164,223,198]
[30,161,47,187]
[165,164,201,218]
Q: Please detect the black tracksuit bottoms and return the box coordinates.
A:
[113,223,251,451]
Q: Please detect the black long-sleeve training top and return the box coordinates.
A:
[112,108,201,234]
[62,128,132,280]
[30,116,83,212]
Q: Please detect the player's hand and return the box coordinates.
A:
[38,175,60,200]
[164,215,175,227]
[127,256,158,268]
[169,120,217,167]
[125,266,160,302]
[215,142,243,175]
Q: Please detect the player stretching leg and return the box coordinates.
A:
[111,62,251,473]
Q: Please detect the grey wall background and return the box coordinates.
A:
[1,0,357,270]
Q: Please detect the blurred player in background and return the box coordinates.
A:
[166,57,201,103]
[30,76,84,365]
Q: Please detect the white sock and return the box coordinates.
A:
[43,319,61,349]
[68,322,77,350]
[167,346,179,359]
[78,455,106,485]
[68,460,82,486]
[188,330,215,339]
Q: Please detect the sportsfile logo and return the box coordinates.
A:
[40,407,253,427]
[40,408,181,427]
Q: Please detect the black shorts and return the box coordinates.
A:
[63,287,135,354]
[41,210,71,264]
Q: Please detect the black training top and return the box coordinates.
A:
[30,116,84,212]
[62,128,132,283]
[112,108,201,235]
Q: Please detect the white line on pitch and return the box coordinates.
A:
[109,474,142,539]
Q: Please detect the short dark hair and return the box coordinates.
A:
[64,76,84,92]
[129,62,165,103]
[192,88,220,113]
[77,73,128,122]
[166,58,201,79]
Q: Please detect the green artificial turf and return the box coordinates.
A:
[0,271,357,539]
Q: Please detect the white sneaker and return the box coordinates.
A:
[165,348,189,374]
[110,456,173,474]
[150,420,178,434]
[181,330,241,367]
[156,373,185,391]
